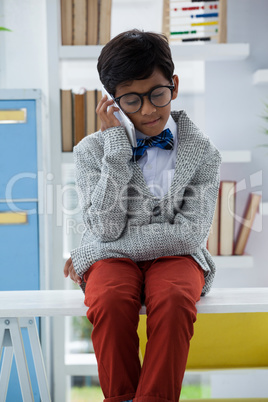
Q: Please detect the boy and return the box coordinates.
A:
[64,29,221,402]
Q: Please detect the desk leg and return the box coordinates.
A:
[9,318,34,402]
[0,347,13,402]
[20,318,51,402]
[0,321,5,362]
[0,321,13,402]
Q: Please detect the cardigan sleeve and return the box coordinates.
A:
[71,144,221,277]
[73,126,134,242]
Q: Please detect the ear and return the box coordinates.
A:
[172,75,179,100]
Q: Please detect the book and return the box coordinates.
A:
[99,0,112,45]
[207,192,220,256]
[234,193,262,255]
[61,89,101,145]
[60,0,112,46]
[86,90,96,135]
[95,90,102,130]
[60,90,73,152]
[61,0,73,45]
[218,0,227,43]
[219,181,236,256]
[73,0,87,45]
[87,0,99,45]
[73,92,86,145]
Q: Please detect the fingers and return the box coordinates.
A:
[96,95,120,131]
[96,95,119,118]
[71,268,82,285]
[95,94,111,114]
[63,257,82,285]
[63,257,72,278]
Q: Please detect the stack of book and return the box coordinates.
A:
[162,0,227,43]
[61,0,112,45]
[207,181,261,256]
[61,89,102,151]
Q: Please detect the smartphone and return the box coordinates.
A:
[102,86,137,147]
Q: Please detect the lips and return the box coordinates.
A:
[143,117,160,126]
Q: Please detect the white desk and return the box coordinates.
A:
[1,288,268,401]
[1,288,268,317]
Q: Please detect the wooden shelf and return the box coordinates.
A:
[212,255,254,269]
[60,45,103,60]
[62,150,251,165]
[59,43,250,62]
[253,69,268,85]
[170,43,250,61]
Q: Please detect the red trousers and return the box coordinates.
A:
[83,256,205,402]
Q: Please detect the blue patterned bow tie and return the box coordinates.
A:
[132,128,174,162]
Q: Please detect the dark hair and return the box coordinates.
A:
[97,29,174,95]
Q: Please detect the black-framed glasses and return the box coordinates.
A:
[114,79,175,114]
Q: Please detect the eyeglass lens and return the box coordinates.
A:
[119,86,173,114]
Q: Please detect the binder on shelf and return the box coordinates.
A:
[73,92,86,146]
[234,193,262,255]
[61,0,112,46]
[61,0,73,45]
[61,88,102,149]
[86,90,96,135]
[207,194,220,256]
[219,181,236,256]
[99,0,112,45]
[218,0,227,43]
[95,89,102,131]
[61,89,73,152]
[87,0,99,45]
[73,0,87,45]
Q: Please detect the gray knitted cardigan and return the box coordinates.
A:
[70,110,222,296]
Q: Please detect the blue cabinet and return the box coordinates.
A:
[0,100,38,200]
[0,93,42,401]
[0,201,39,291]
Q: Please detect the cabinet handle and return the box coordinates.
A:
[0,108,27,124]
[0,211,28,225]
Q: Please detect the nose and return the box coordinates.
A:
[140,96,157,116]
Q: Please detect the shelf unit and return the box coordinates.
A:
[253,69,268,85]
[59,43,250,61]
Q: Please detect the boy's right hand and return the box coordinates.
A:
[96,95,121,132]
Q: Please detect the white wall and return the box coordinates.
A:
[0,0,48,90]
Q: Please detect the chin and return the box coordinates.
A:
[144,126,166,137]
